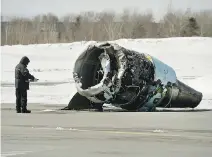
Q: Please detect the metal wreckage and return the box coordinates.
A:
[62,42,203,112]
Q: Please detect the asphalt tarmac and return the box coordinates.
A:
[1,103,212,157]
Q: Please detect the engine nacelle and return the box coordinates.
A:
[63,42,203,111]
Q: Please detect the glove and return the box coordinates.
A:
[34,78,39,81]
[31,78,39,82]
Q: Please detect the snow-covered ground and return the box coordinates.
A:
[1,37,212,109]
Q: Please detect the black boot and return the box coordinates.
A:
[22,108,31,113]
[16,107,21,113]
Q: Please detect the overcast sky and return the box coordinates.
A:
[2,0,212,20]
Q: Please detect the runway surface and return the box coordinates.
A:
[1,103,212,157]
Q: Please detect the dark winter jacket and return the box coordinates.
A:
[15,56,35,90]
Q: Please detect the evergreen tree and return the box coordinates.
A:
[182,17,200,37]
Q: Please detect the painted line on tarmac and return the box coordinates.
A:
[30,126,182,138]
[94,130,181,137]
[29,126,212,140]
[1,148,56,157]
[1,151,32,157]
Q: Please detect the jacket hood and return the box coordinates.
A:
[20,56,30,66]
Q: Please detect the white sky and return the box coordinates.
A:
[1,0,212,20]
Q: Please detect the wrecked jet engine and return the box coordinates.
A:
[63,42,203,112]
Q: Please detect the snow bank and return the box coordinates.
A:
[1,37,212,109]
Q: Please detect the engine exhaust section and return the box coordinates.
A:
[65,42,203,112]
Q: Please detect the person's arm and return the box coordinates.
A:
[23,67,35,80]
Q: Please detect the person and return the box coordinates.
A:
[15,56,38,113]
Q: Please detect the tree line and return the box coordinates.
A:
[1,8,212,45]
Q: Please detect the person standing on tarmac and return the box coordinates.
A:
[15,56,38,113]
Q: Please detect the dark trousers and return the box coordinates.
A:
[15,88,27,111]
